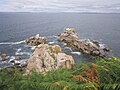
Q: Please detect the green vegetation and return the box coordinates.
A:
[0,58,120,90]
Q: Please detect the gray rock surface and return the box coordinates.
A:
[58,28,110,57]
[25,44,74,74]
[25,35,46,46]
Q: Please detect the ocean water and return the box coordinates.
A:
[0,13,120,66]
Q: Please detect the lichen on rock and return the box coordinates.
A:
[25,44,74,74]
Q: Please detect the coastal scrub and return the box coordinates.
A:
[0,58,120,90]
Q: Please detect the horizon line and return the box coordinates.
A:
[0,11,120,14]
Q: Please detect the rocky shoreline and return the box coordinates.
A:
[0,28,111,74]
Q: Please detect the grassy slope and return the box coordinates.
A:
[0,58,120,90]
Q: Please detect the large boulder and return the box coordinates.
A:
[25,35,46,46]
[58,28,110,57]
[25,44,74,74]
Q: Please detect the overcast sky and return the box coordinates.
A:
[0,0,120,13]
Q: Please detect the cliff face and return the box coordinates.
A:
[25,44,74,74]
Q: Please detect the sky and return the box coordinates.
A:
[0,0,120,13]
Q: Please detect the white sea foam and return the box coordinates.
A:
[20,59,28,64]
[48,41,55,44]
[6,56,10,59]
[15,48,22,55]
[15,52,31,56]
[15,47,32,56]
[0,40,25,45]
[47,35,57,38]
[71,52,81,55]
[35,34,40,37]
[9,56,15,62]
[63,43,67,46]
[64,47,72,51]
[1,61,8,64]
[99,44,105,49]
[31,46,36,50]
[17,48,22,52]
[14,60,20,64]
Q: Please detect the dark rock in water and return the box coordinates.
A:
[10,60,15,63]
[91,40,100,47]
[0,56,2,61]
[103,47,111,52]
[21,63,27,68]
[9,56,21,65]
[15,56,21,60]
[58,28,111,57]
[91,50,101,56]
[0,56,28,72]
[1,53,7,61]
[9,56,27,70]
[25,35,46,46]
[14,60,21,66]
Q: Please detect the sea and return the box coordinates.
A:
[0,12,120,67]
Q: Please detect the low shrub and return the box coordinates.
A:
[0,58,120,90]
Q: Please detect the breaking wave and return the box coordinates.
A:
[15,51,31,56]
[48,41,55,44]
[0,40,25,45]
[71,52,81,55]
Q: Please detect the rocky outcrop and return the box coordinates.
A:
[0,53,7,61]
[25,35,46,46]
[103,47,111,52]
[25,44,74,74]
[58,28,111,57]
